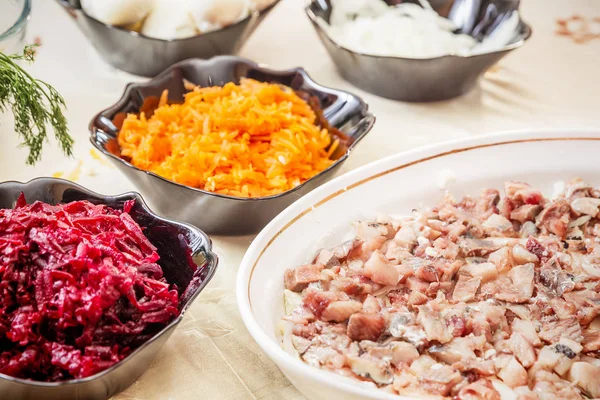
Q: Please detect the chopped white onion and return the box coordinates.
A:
[279,321,300,359]
[569,215,592,229]
[580,257,600,278]
[321,0,519,59]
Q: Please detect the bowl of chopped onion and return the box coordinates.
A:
[306,0,532,102]
[55,0,280,77]
[0,177,218,400]
[89,56,375,235]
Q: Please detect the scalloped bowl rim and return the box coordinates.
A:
[89,56,375,202]
[305,0,533,61]
[0,177,218,387]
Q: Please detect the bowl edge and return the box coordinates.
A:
[0,177,218,387]
[236,129,600,400]
[88,56,376,203]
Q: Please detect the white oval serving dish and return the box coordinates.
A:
[237,130,600,400]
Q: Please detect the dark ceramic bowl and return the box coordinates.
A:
[55,0,280,77]
[89,56,375,236]
[306,0,532,102]
[0,178,218,400]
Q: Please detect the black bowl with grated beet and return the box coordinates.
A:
[0,178,218,400]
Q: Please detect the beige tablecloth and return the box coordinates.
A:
[1,0,599,398]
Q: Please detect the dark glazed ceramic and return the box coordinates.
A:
[89,56,375,235]
[306,0,532,102]
[55,0,280,77]
[0,178,218,400]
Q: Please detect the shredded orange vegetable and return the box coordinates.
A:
[118,78,338,198]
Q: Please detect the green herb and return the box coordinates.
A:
[0,44,74,165]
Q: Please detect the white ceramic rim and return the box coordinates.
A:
[236,129,600,399]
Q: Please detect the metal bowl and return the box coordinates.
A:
[306,0,532,102]
[0,178,218,400]
[89,56,375,236]
[55,0,280,77]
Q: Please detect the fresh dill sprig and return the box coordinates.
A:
[0,44,74,165]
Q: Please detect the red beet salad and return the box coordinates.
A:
[0,196,179,382]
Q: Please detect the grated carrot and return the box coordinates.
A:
[118,78,337,198]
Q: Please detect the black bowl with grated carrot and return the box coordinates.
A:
[90,56,375,235]
[117,78,343,198]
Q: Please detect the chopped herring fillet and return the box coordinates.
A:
[532,370,583,399]
[291,335,311,355]
[511,318,541,347]
[453,275,482,303]
[331,239,361,260]
[519,221,538,238]
[582,327,600,352]
[347,354,393,385]
[497,356,528,388]
[409,354,437,376]
[539,258,576,296]
[506,332,536,368]
[363,250,399,286]
[536,200,571,238]
[510,204,541,223]
[494,263,534,303]
[460,262,498,283]
[394,225,417,250]
[281,179,600,399]
[459,238,510,256]
[313,249,340,268]
[570,197,600,217]
[429,335,486,364]
[563,290,600,325]
[418,307,453,344]
[390,341,419,365]
[322,300,362,322]
[482,214,514,235]
[539,317,583,343]
[284,264,323,291]
[457,379,501,400]
[347,313,385,341]
[419,363,462,396]
[511,244,539,265]
[568,362,600,398]
[453,358,496,376]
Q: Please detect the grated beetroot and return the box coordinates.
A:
[0,196,179,381]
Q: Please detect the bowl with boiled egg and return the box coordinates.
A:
[306,0,532,102]
[56,0,279,77]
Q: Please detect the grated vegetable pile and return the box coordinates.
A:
[0,197,179,381]
[117,78,338,198]
[321,0,520,59]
